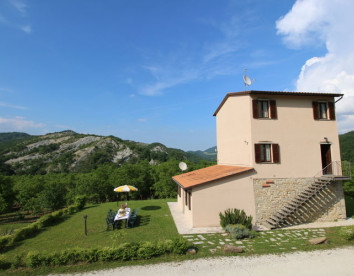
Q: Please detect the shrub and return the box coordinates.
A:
[0,255,11,270]
[219,208,253,229]
[225,224,257,240]
[74,195,87,210]
[137,242,158,259]
[26,251,43,268]
[0,235,13,250]
[23,239,191,268]
[118,243,139,260]
[339,226,354,241]
[13,224,40,242]
[172,237,189,255]
[88,193,100,204]
[12,253,25,268]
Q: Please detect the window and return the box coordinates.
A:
[178,186,181,197]
[253,99,277,119]
[261,144,271,162]
[255,143,280,163]
[313,101,336,120]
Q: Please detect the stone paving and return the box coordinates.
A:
[183,228,327,253]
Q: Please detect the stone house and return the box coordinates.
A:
[172,90,351,229]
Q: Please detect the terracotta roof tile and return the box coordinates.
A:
[172,165,253,189]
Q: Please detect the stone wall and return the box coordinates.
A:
[253,178,347,226]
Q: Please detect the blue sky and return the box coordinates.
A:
[1,0,353,151]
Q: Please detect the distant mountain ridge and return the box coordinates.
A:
[0,131,216,175]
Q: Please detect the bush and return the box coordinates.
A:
[13,224,40,242]
[172,237,189,254]
[219,208,253,229]
[23,239,191,268]
[225,224,257,240]
[26,251,42,268]
[339,226,354,241]
[74,195,87,210]
[0,235,13,250]
[0,255,11,270]
[88,193,100,204]
[12,253,25,268]
[137,241,158,259]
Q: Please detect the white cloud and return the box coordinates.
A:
[0,0,31,33]
[21,24,31,34]
[0,116,44,131]
[139,12,255,96]
[10,0,28,15]
[277,0,354,133]
[0,101,27,110]
[137,118,147,123]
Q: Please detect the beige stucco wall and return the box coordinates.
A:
[216,95,252,167]
[191,172,255,227]
[177,188,193,226]
[251,95,341,178]
[177,189,183,210]
[215,94,342,178]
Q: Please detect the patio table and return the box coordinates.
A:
[114,208,131,228]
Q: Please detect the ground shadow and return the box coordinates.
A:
[137,215,151,226]
[141,206,161,211]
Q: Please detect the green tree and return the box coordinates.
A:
[0,175,16,213]
[40,181,67,211]
[152,160,181,198]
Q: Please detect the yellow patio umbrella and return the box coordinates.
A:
[113,185,138,205]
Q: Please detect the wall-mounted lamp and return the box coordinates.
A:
[324,137,329,143]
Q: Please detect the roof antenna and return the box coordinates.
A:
[243,69,255,89]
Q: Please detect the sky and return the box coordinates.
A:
[1,0,354,151]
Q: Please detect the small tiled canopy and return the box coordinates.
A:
[172,165,253,189]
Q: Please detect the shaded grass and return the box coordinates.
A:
[3,199,179,260]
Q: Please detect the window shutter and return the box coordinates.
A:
[252,100,259,119]
[188,191,191,210]
[270,100,277,119]
[272,144,280,163]
[255,144,261,163]
[313,101,319,120]
[328,102,336,120]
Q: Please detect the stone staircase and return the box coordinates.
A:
[265,175,335,229]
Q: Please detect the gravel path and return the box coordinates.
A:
[75,247,354,276]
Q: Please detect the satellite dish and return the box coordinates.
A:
[179,162,188,172]
[243,68,254,88]
[243,75,252,86]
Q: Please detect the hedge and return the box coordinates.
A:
[24,238,189,268]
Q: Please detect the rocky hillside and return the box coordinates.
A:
[0,131,215,175]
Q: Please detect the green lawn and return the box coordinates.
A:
[3,198,179,259]
[1,198,354,275]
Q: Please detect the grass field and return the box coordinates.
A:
[1,197,354,275]
[3,198,179,260]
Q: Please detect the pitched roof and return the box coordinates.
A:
[172,165,253,189]
[213,90,344,116]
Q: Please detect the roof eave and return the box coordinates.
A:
[173,167,254,189]
[213,90,344,116]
